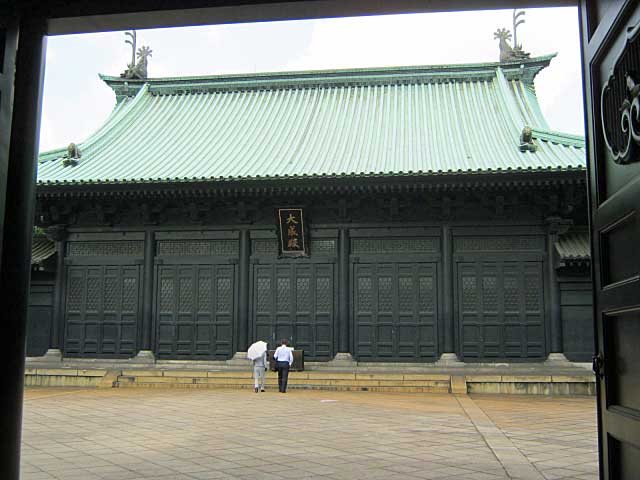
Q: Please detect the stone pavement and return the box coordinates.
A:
[21,388,598,480]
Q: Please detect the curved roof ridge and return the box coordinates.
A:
[99,54,556,99]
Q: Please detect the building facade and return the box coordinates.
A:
[30,54,593,364]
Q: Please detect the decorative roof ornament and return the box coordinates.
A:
[519,126,538,152]
[494,9,531,63]
[62,142,81,167]
[120,30,153,79]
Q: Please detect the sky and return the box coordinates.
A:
[38,6,584,153]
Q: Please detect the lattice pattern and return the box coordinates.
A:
[462,276,477,312]
[311,240,336,254]
[316,277,331,311]
[122,278,138,312]
[159,278,174,312]
[86,277,100,311]
[253,240,278,255]
[454,236,543,252]
[398,277,413,312]
[378,277,393,312]
[198,276,212,312]
[157,240,239,256]
[277,277,291,311]
[103,277,118,311]
[179,277,194,312]
[67,241,143,257]
[67,275,84,312]
[296,277,311,311]
[419,276,434,312]
[504,276,520,311]
[257,277,271,311]
[216,277,232,312]
[351,238,437,254]
[482,276,498,311]
[524,276,541,311]
[358,277,373,310]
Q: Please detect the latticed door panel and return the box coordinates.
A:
[64,265,140,357]
[458,261,544,360]
[155,264,235,359]
[353,263,437,360]
[251,263,334,359]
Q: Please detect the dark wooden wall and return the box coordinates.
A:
[31,182,593,362]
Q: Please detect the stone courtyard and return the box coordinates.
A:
[21,388,598,480]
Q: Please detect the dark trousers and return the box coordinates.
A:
[276,361,290,392]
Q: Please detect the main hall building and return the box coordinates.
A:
[28,51,592,366]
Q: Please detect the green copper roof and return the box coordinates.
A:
[31,237,56,265]
[555,231,590,261]
[37,56,585,186]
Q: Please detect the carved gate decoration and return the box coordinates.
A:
[64,265,141,356]
[458,261,545,360]
[353,263,438,360]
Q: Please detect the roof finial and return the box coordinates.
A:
[121,30,153,79]
[494,29,530,63]
[512,9,526,51]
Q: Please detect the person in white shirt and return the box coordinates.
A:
[252,350,267,393]
[273,339,294,393]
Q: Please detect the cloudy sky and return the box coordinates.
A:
[39,6,584,153]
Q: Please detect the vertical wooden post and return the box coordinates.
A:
[437,224,461,364]
[547,227,564,356]
[338,228,350,353]
[0,14,47,479]
[44,225,67,358]
[237,229,250,352]
[136,229,156,361]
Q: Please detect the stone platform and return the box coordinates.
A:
[25,356,595,395]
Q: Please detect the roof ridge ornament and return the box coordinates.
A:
[494,9,531,63]
[62,143,81,167]
[520,126,538,152]
[120,30,152,79]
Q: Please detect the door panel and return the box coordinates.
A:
[251,263,334,359]
[155,264,234,359]
[582,0,640,476]
[64,265,140,357]
[353,263,437,361]
[27,284,53,356]
[458,261,544,360]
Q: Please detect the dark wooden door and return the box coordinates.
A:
[457,261,545,361]
[155,264,235,359]
[26,283,53,356]
[64,265,140,357]
[581,1,640,476]
[353,263,437,361]
[252,263,334,359]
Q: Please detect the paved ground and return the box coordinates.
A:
[21,388,598,480]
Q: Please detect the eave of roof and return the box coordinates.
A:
[31,237,56,264]
[555,231,590,262]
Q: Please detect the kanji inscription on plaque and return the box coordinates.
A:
[276,208,308,256]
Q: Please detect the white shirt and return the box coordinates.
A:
[273,345,293,365]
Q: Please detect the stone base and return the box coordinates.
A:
[40,349,63,362]
[226,352,252,367]
[131,350,156,364]
[435,352,464,367]
[544,353,571,365]
[327,352,356,367]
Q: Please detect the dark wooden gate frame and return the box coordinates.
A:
[0,0,584,478]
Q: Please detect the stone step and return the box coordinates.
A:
[24,368,596,395]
